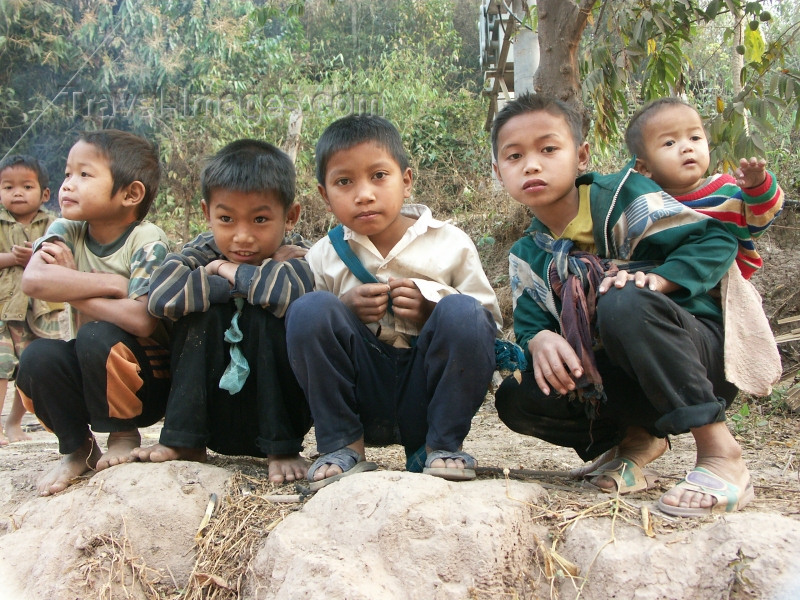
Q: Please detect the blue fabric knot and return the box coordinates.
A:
[494,338,527,372]
[219,297,250,394]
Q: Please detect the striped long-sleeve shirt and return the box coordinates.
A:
[674,171,783,279]
[147,231,314,321]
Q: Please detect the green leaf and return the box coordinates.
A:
[744,27,765,63]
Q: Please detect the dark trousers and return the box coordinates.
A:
[495,285,738,461]
[160,303,310,457]
[286,291,496,456]
[16,321,170,455]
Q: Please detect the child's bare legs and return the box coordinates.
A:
[96,430,141,471]
[586,426,669,489]
[311,439,366,482]
[0,378,8,446]
[38,434,102,496]
[268,454,309,483]
[659,421,749,510]
[4,389,31,442]
[130,443,207,463]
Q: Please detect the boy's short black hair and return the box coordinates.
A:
[315,114,410,185]
[491,93,584,159]
[0,154,49,192]
[202,139,295,211]
[625,97,701,159]
[78,129,160,220]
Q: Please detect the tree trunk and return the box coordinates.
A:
[533,0,597,113]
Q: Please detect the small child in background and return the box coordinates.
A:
[16,130,171,496]
[0,155,65,444]
[132,139,313,484]
[625,97,784,279]
[286,115,502,490]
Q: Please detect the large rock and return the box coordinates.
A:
[2,461,799,600]
[0,461,230,600]
[250,471,800,600]
[250,471,551,599]
[560,512,800,600]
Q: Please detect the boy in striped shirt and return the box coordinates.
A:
[133,140,314,484]
[626,97,783,279]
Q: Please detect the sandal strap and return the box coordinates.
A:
[425,449,476,469]
[308,447,361,481]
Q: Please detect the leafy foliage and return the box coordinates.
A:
[0,0,797,243]
[572,0,799,169]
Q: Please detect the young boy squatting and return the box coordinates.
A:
[17,130,171,496]
[492,93,756,517]
[133,139,313,484]
[286,115,502,489]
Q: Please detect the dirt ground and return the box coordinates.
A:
[0,204,798,599]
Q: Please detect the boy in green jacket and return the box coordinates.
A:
[491,93,754,517]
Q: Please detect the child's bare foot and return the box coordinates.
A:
[4,423,31,443]
[96,431,141,471]
[0,431,8,446]
[37,435,101,496]
[5,392,31,442]
[131,443,207,463]
[268,453,309,483]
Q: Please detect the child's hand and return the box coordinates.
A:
[598,270,678,294]
[206,259,237,284]
[388,277,434,326]
[341,283,390,324]
[271,245,307,261]
[205,259,224,276]
[11,242,33,266]
[529,330,582,396]
[735,157,767,189]
[38,241,76,270]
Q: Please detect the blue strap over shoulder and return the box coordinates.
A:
[327,225,393,314]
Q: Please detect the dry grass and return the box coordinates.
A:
[77,518,174,600]
[181,471,304,600]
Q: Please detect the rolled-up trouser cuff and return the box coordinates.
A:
[158,427,207,449]
[654,398,727,435]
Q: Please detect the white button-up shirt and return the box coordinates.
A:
[307,204,502,348]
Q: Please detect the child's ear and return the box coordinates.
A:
[402,167,413,199]
[492,161,503,183]
[577,142,590,173]
[40,187,50,205]
[284,202,301,232]
[634,157,652,178]
[201,199,211,222]
[121,181,146,207]
[317,183,332,212]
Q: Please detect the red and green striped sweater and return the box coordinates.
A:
[674,172,784,279]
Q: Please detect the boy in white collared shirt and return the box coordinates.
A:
[286,115,501,490]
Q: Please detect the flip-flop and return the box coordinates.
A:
[584,457,660,494]
[307,447,378,492]
[423,450,476,481]
[657,467,755,517]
